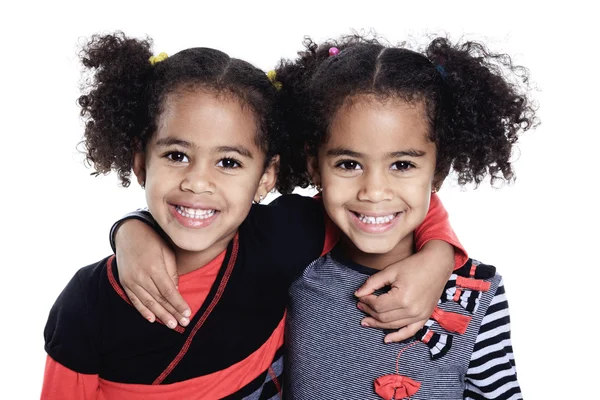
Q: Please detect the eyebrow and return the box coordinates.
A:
[387,149,426,158]
[155,138,253,159]
[326,148,363,158]
[326,147,426,158]
[155,137,194,148]
[215,145,254,159]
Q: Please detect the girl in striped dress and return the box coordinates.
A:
[274,34,537,399]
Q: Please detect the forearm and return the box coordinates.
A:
[109,209,158,253]
[414,194,468,269]
[419,239,455,282]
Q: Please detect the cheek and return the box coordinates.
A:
[321,174,356,213]
[230,182,255,205]
[225,171,262,206]
[145,163,175,190]
[402,178,433,210]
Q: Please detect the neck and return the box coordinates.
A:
[172,235,233,275]
[339,233,415,271]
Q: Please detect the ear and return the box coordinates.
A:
[306,154,322,188]
[254,155,279,202]
[133,151,147,188]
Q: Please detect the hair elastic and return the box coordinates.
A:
[149,52,168,65]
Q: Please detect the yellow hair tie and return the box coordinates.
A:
[267,70,282,90]
[149,52,169,66]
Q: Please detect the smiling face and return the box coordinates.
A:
[312,95,437,267]
[134,89,277,271]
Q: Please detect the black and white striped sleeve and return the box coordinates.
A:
[464,280,522,399]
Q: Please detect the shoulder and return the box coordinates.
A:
[50,257,110,308]
[45,256,111,313]
[243,194,325,240]
[253,194,322,220]
[453,258,500,285]
[44,256,111,374]
[443,258,504,320]
[240,195,327,281]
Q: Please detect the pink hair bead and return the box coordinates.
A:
[328,47,340,57]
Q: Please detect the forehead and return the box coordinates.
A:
[327,95,431,149]
[155,89,259,148]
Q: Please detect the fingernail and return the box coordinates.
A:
[183,309,191,318]
[167,320,177,329]
[361,321,370,328]
[357,303,363,311]
[147,316,155,323]
[384,338,392,344]
[180,317,189,326]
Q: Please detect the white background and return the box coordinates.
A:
[1,1,597,398]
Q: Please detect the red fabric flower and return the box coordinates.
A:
[374,374,421,399]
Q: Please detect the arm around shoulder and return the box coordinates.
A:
[414,193,468,268]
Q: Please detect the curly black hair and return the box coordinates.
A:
[275,34,538,189]
[78,32,288,190]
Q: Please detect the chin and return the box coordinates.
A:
[168,235,213,253]
[352,238,399,255]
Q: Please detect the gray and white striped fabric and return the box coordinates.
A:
[285,253,521,399]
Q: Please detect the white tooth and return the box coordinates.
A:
[176,206,215,219]
[357,213,398,225]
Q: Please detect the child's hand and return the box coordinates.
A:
[115,220,191,328]
[354,240,454,343]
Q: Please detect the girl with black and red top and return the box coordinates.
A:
[42,32,464,399]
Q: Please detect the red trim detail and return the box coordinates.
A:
[268,366,282,398]
[452,288,462,302]
[422,329,434,344]
[153,234,240,384]
[106,256,184,334]
[395,341,419,374]
[107,255,130,305]
[432,307,471,335]
[456,276,491,292]
[469,263,477,277]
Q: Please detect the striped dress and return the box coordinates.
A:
[285,250,521,399]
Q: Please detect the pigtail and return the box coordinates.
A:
[78,32,154,186]
[275,35,382,192]
[275,38,326,192]
[426,38,538,186]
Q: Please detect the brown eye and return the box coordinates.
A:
[166,152,188,163]
[391,161,414,171]
[217,158,241,169]
[336,160,361,170]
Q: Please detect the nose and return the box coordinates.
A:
[180,163,216,194]
[357,169,393,203]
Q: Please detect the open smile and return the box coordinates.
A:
[169,204,220,229]
[175,205,216,219]
[348,210,402,233]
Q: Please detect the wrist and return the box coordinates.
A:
[114,219,159,255]
[421,240,455,275]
